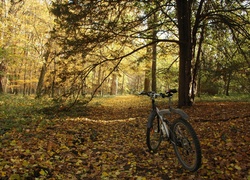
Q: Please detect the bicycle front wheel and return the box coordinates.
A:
[146,112,162,153]
[171,118,202,172]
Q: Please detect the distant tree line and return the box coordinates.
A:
[0,0,249,107]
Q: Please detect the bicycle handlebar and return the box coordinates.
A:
[139,89,177,98]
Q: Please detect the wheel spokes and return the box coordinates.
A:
[149,124,161,149]
[175,124,197,167]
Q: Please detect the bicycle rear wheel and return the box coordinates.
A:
[171,118,202,172]
[146,112,162,153]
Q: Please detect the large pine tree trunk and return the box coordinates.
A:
[176,0,192,107]
[152,43,157,92]
[151,12,157,92]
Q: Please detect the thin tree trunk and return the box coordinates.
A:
[0,61,6,93]
[36,63,47,97]
[51,58,56,98]
[110,73,118,95]
[190,25,205,102]
[190,0,204,102]
[144,70,150,92]
[225,72,231,96]
[121,73,124,95]
[23,61,27,96]
[0,80,3,93]
[36,42,51,98]
[97,64,102,95]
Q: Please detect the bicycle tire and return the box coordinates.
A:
[146,112,162,153]
[171,118,202,172]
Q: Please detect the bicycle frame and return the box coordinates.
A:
[142,90,202,172]
[147,93,189,140]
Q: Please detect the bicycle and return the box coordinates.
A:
[140,89,202,172]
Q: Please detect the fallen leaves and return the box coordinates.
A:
[0,96,250,179]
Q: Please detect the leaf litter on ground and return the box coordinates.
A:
[0,95,250,179]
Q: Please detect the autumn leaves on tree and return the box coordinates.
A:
[49,0,250,106]
[0,0,249,106]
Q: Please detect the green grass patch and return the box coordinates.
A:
[0,94,90,134]
[0,93,248,134]
[196,93,250,102]
[0,94,55,134]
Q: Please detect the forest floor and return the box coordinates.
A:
[0,95,250,179]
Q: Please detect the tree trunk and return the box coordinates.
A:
[190,25,205,102]
[144,70,150,92]
[121,73,124,95]
[176,0,193,107]
[190,0,204,103]
[0,61,6,94]
[152,39,157,92]
[36,42,51,98]
[225,72,232,96]
[51,58,56,98]
[36,63,47,97]
[110,73,118,95]
[23,61,27,96]
[151,8,157,92]
[97,64,102,95]
[0,79,3,93]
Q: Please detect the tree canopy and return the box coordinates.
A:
[50,0,250,106]
[0,0,249,106]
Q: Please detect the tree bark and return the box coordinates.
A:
[190,0,205,102]
[176,0,193,107]
[0,80,3,93]
[151,12,157,92]
[152,42,157,92]
[36,63,47,97]
[36,42,51,98]
[0,61,6,93]
[110,73,118,95]
[190,24,205,102]
[144,70,150,92]
[225,72,232,96]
